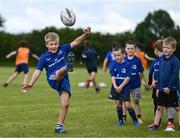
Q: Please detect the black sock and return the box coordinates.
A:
[117,107,123,121]
[168,118,174,123]
[154,124,158,128]
[137,114,141,119]
[128,108,137,121]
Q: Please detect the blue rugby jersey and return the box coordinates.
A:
[124,55,144,89]
[157,55,179,91]
[82,48,98,70]
[149,57,161,86]
[36,44,71,81]
[106,51,116,70]
[110,61,131,93]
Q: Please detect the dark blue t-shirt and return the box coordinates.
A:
[157,55,179,91]
[82,48,98,69]
[36,44,71,81]
[110,60,131,93]
[124,55,144,89]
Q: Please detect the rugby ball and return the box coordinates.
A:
[60,8,76,26]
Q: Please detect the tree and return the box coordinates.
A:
[134,10,176,54]
[0,14,4,27]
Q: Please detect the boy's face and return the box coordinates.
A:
[163,44,175,57]
[125,44,135,56]
[113,50,123,63]
[46,40,59,53]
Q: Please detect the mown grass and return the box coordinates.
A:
[0,67,180,137]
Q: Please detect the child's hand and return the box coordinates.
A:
[163,87,170,95]
[84,27,91,35]
[156,89,159,97]
[151,80,157,88]
[115,86,122,93]
[6,55,10,58]
[20,84,32,93]
[114,86,120,93]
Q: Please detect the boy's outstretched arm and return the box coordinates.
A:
[70,27,91,48]
[102,58,108,72]
[6,51,17,58]
[21,69,41,93]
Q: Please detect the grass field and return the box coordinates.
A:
[0,67,180,137]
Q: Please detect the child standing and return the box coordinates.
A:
[108,46,140,126]
[21,27,91,134]
[102,41,120,72]
[124,41,147,124]
[148,37,179,131]
[148,39,175,130]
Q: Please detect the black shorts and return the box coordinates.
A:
[15,63,29,74]
[108,87,130,102]
[157,90,178,107]
[87,68,97,74]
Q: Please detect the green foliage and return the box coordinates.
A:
[0,9,179,65]
[134,10,178,57]
[0,67,180,137]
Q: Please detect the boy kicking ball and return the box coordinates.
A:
[21,27,91,134]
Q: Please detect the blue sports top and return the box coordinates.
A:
[157,55,179,91]
[149,57,161,84]
[36,44,71,81]
[124,55,144,89]
[105,51,116,70]
[110,61,131,93]
[82,48,98,69]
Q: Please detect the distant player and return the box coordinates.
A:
[102,41,120,72]
[3,40,39,87]
[108,46,140,126]
[124,40,148,124]
[81,40,100,93]
[134,45,154,70]
[21,27,91,134]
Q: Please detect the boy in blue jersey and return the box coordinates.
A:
[81,40,100,92]
[148,39,175,130]
[108,46,140,126]
[21,27,91,134]
[103,41,120,72]
[149,37,179,131]
[124,41,147,124]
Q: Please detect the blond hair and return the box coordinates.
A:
[44,32,59,43]
[163,37,177,49]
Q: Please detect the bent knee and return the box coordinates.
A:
[156,106,163,111]
[61,102,69,109]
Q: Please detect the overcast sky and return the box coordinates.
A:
[0,0,180,34]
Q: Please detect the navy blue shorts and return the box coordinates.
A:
[87,67,97,74]
[157,90,178,107]
[15,63,29,74]
[108,87,130,101]
[48,75,71,97]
